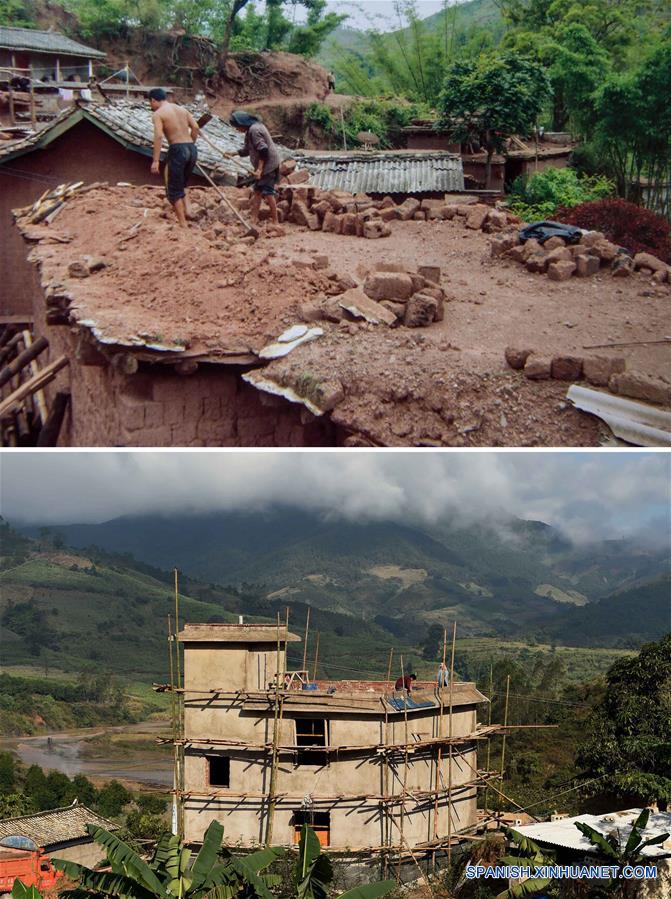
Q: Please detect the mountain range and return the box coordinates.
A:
[17,509,669,647]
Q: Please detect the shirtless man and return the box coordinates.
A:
[149,88,199,228]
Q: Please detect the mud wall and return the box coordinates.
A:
[0,120,206,317]
[32,305,337,447]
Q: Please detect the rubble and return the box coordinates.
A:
[13,179,670,448]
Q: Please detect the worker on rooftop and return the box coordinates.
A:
[395,672,417,694]
[226,110,280,226]
[437,662,448,688]
[149,88,199,229]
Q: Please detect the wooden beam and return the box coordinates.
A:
[0,356,68,419]
[36,391,70,446]
[0,336,48,390]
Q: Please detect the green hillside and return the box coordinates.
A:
[317,0,503,92]
[542,576,671,647]
[34,510,669,646]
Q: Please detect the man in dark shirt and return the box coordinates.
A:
[395,673,417,694]
[227,110,281,225]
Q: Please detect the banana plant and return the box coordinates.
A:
[496,827,554,899]
[293,825,395,899]
[52,822,282,899]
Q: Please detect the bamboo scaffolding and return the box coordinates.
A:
[265,611,284,846]
[432,627,448,852]
[175,773,496,803]
[174,569,185,838]
[302,607,310,674]
[446,622,457,867]
[158,723,551,753]
[484,664,493,816]
[313,632,320,681]
[500,674,510,796]
[397,655,410,880]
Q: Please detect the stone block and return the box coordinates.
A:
[418,265,441,284]
[543,236,566,250]
[379,300,406,319]
[491,234,518,257]
[524,356,552,380]
[609,372,671,406]
[287,168,310,184]
[505,347,533,370]
[413,211,427,221]
[397,198,421,221]
[580,231,605,247]
[575,254,601,277]
[466,204,489,230]
[551,355,583,381]
[363,219,391,239]
[363,271,415,301]
[379,206,399,222]
[547,260,576,281]
[322,211,343,234]
[341,212,358,235]
[591,240,619,263]
[404,293,438,327]
[583,356,626,387]
[485,210,508,231]
[526,253,549,274]
[612,255,633,277]
[634,251,668,273]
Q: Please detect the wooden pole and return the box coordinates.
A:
[29,80,36,128]
[0,355,68,419]
[174,568,184,838]
[8,82,15,125]
[432,627,448,852]
[382,696,391,879]
[500,675,510,795]
[312,632,320,681]
[397,654,409,881]
[386,647,394,689]
[168,613,179,836]
[0,335,48,390]
[22,331,47,424]
[265,612,282,846]
[484,663,493,816]
[302,606,310,674]
[446,621,456,867]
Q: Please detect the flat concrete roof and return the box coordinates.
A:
[179,623,301,643]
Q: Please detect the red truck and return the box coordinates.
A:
[0,838,62,897]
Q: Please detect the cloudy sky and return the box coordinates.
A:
[1,452,669,545]
[325,0,446,31]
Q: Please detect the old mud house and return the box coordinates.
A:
[173,624,497,867]
[3,101,670,448]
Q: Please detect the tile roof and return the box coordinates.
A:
[0,102,286,183]
[294,150,464,195]
[0,802,118,848]
[0,26,106,58]
[515,809,671,859]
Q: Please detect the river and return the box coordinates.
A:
[0,720,173,788]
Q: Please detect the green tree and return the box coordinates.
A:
[438,52,551,187]
[577,634,671,803]
[0,0,34,25]
[421,624,444,661]
[96,780,132,818]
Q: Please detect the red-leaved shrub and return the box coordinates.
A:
[556,198,671,263]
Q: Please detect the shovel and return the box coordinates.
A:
[195,112,259,238]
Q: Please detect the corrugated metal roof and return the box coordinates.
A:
[0,803,117,848]
[515,809,671,858]
[295,150,464,195]
[0,26,106,58]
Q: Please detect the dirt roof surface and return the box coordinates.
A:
[19,183,671,447]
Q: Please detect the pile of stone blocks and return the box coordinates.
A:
[505,346,671,407]
[233,179,519,240]
[298,262,446,329]
[492,230,671,283]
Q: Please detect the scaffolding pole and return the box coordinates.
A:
[446,622,457,867]
[265,611,284,846]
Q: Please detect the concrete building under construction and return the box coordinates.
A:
[174,623,500,862]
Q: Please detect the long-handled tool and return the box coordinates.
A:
[197,165,259,239]
[196,112,253,176]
